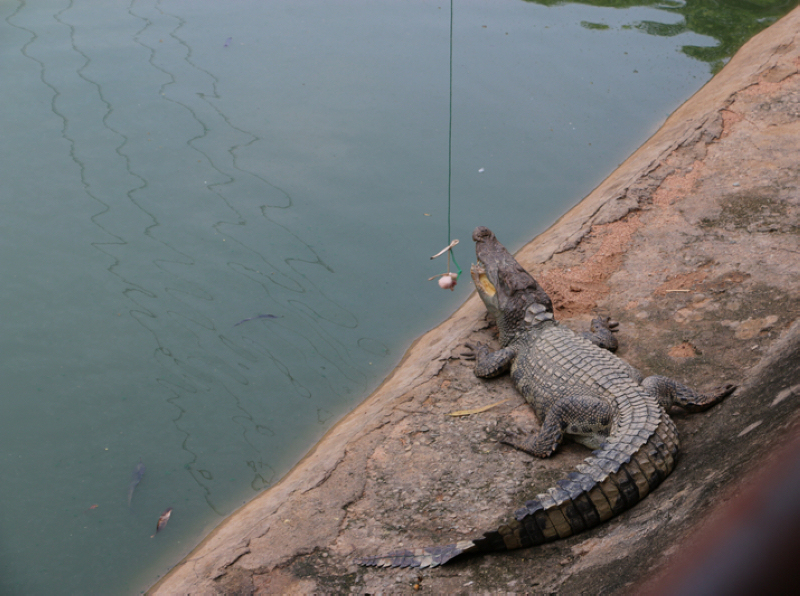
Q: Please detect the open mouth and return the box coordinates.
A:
[477,272,496,296]
[470,264,497,297]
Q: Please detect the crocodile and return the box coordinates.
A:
[358,226,734,569]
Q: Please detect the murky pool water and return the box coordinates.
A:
[0,0,790,593]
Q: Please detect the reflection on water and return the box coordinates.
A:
[0,0,793,593]
[529,0,799,72]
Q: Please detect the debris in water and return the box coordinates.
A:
[224,37,232,47]
[151,507,173,537]
[478,167,485,173]
[128,460,146,507]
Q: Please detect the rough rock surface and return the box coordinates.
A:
[150,8,800,595]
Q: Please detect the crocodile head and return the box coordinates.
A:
[471,226,553,345]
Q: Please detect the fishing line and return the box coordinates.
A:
[430,0,462,290]
[446,0,461,279]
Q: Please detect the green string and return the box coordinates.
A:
[447,0,462,280]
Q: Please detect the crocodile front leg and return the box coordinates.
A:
[503,394,613,457]
[467,342,517,378]
[642,376,736,412]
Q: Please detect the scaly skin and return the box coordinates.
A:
[358,227,733,568]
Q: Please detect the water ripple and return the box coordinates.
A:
[9,0,367,520]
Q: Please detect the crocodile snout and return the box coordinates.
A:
[472,226,495,243]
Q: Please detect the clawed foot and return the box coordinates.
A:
[713,383,737,399]
[461,341,476,360]
[499,428,527,451]
[461,341,488,361]
[591,316,619,332]
[682,383,737,412]
[499,428,555,459]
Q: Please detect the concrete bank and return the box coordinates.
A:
[151,8,800,594]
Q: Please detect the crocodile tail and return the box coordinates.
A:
[358,412,680,567]
[492,412,680,550]
[357,540,479,568]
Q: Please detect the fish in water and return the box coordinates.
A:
[151,507,173,537]
[224,37,232,47]
[128,460,145,506]
[233,313,280,327]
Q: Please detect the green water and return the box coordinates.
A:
[530,0,799,72]
[0,0,793,593]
